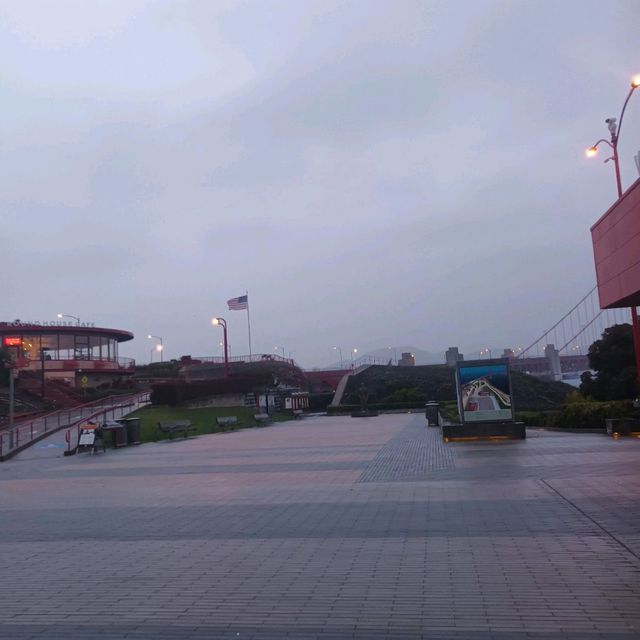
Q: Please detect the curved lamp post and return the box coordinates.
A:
[586,75,640,198]
[211,318,229,377]
[332,346,343,368]
[147,335,164,362]
[57,313,80,325]
[586,74,640,386]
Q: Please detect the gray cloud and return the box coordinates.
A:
[2,0,639,366]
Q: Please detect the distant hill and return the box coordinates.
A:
[324,346,443,368]
[341,364,572,412]
[362,346,443,365]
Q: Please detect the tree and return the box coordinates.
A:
[580,323,638,400]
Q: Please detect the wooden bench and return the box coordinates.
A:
[254,413,271,425]
[157,420,198,439]
[216,416,238,430]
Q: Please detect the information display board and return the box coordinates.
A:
[456,359,514,424]
[78,431,95,446]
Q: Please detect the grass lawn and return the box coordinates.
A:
[127,405,294,443]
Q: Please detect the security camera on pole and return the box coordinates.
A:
[586,74,640,387]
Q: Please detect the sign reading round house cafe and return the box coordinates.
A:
[0,320,96,328]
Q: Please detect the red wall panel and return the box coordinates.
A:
[591,177,640,308]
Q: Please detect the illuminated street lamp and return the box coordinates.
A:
[332,346,343,368]
[57,313,80,325]
[479,348,492,359]
[351,348,358,368]
[586,74,640,386]
[274,346,285,358]
[586,75,640,198]
[147,335,164,362]
[211,317,229,377]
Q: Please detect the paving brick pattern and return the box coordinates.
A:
[358,419,455,482]
[0,414,639,639]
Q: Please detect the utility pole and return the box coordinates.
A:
[9,366,15,450]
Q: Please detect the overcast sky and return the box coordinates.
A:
[2,0,639,367]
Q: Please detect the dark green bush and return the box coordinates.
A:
[326,401,427,415]
[516,411,561,427]
[517,400,637,429]
[308,392,334,411]
[557,400,634,428]
[382,387,427,403]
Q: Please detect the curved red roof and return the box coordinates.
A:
[0,323,134,343]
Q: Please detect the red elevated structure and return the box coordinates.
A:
[591,176,640,383]
[591,177,640,309]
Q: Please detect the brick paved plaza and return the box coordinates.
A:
[0,414,639,639]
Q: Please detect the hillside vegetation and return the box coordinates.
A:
[342,364,572,412]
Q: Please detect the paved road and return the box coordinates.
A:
[0,414,639,639]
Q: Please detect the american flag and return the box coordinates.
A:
[227,294,248,311]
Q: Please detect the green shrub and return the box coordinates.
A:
[517,400,637,429]
[308,392,334,411]
[439,401,460,423]
[516,411,561,427]
[557,400,633,428]
[382,387,427,403]
[326,401,426,415]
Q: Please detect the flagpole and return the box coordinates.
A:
[246,290,252,358]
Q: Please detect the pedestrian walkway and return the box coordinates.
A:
[0,392,149,461]
[0,413,638,639]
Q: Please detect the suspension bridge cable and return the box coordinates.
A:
[557,310,605,354]
[517,287,597,359]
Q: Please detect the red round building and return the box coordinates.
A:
[0,321,135,390]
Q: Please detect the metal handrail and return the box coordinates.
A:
[0,391,150,460]
[4,391,143,428]
[20,354,135,367]
[188,354,389,369]
[189,354,296,365]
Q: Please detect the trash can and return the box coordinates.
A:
[425,401,440,426]
[102,420,128,447]
[118,418,142,445]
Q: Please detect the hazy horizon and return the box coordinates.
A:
[3,0,639,368]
